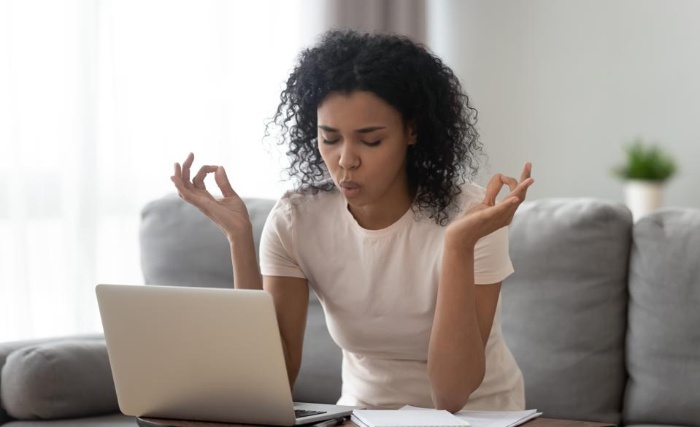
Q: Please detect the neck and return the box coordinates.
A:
[348,180,416,230]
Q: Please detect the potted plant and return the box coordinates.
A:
[613,139,677,221]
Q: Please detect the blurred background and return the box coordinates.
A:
[1,0,698,341]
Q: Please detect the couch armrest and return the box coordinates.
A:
[0,334,106,423]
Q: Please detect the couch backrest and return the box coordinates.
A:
[139,195,276,288]
[501,199,632,425]
[623,209,700,426]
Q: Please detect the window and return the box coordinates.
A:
[0,0,305,340]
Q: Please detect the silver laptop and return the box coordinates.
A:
[96,284,356,426]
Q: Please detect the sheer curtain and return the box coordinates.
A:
[318,0,426,43]
[0,0,308,341]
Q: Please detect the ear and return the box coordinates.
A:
[406,121,417,146]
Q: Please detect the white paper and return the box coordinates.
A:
[399,406,541,427]
[353,409,470,427]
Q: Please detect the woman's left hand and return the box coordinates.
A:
[445,163,534,252]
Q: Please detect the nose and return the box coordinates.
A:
[338,141,360,170]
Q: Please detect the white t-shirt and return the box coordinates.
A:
[259,183,524,411]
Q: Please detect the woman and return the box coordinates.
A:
[171,30,534,413]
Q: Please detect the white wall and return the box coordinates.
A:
[428,0,700,208]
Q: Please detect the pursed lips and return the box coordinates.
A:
[340,180,360,189]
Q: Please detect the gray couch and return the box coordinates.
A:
[1,195,698,427]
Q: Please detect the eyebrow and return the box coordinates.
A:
[318,125,386,134]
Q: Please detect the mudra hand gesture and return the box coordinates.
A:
[445,163,534,251]
[170,153,251,240]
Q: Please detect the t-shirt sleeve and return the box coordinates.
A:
[259,197,306,279]
[473,225,514,285]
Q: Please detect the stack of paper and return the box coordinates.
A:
[352,409,470,427]
[399,406,542,427]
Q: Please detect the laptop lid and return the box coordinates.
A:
[96,284,350,426]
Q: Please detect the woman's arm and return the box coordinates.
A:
[428,244,501,412]
[264,276,309,387]
[428,164,534,412]
[229,230,263,290]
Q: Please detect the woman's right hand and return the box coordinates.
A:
[170,153,252,241]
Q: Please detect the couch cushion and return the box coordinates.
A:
[1,340,118,420]
[623,209,700,426]
[501,199,631,424]
[139,195,275,288]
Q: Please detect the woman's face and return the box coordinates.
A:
[317,90,416,210]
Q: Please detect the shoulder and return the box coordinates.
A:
[262,183,343,253]
[262,183,341,247]
[447,181,485,218]
[272,182,343,220]
[412,182,486,226]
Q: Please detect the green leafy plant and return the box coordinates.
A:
[613,139,677,182]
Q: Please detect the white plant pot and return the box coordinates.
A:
[624,180,664,222]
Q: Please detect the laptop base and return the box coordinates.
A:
[138,417,257,426]
[137,416,351,427]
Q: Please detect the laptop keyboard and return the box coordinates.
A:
[295,409,327,418]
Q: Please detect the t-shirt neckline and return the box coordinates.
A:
[339,192,416,237]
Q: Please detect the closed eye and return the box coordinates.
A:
[322,139,381,146]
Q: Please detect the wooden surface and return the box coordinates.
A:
[137,416,616,427]
[523,419,614,427]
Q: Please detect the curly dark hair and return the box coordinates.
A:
[267,29,482,225]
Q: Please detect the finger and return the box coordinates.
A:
[215,166,237,198]
[171,162,197,201]
[182,153,195,183]
[171,171,189,201]
[192,165,218,189]
[171,163,184,188]
[485,173,519,205]
[171,162,183,189]
[170,175,185,198]
[509,177,535,201]
[502,175,518,192]
[520,162,532,183]
[484,174,505,206]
